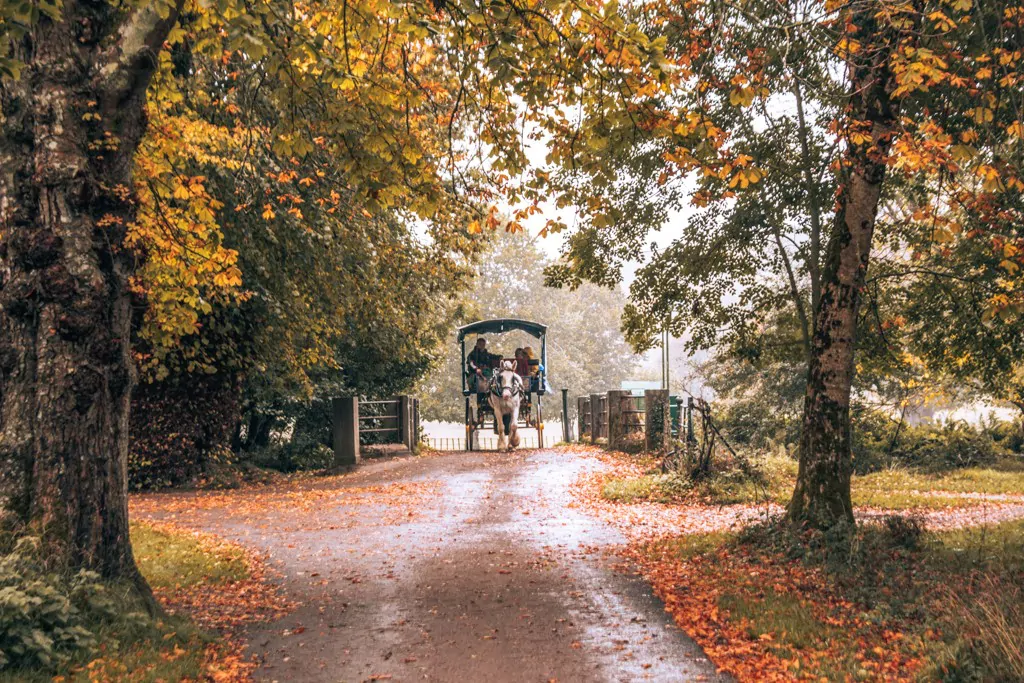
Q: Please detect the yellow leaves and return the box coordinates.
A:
[728,86,755,108]
[262,204,276,220]
[848,129,873,146]
[949,144,977,163]
[946,0,972,11]
[891,47,950,96]
[999,260,1020,275]
[969,107,994,124]
[1008,120,1024,138]
[402,146,423,165]
[467,220,482,234]
[976,164,1005,192]
[728,167,762,189]
[928,11,957,32]
[834,38,861,56]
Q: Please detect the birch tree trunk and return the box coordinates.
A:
[788,8,901,528]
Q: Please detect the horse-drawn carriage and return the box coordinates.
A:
[458,318,548,451]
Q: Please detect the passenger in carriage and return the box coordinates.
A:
[514,348,529,377]
[524,346,540,385]
[515,348,533,425]
[467,338,498,412]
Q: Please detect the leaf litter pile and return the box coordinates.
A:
[570,447,1024,681]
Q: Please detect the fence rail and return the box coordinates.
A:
[423,434,559,451]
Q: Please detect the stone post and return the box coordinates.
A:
[332,396,360,467]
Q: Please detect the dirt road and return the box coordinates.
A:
[134,449,725,682]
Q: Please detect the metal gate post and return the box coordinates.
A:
[398,395,412,449]
[589,393,602,443]
[686,396,695,444]
[332,396,360,467]
[412,398,420,452]
[465,397,474,452]
[561,388,571,443]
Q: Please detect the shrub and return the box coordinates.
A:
[0,538,132,671]
[852,409,1009,474]
[250,440,335,473]
[129,373,241,489]
[882,514,924,550]
[984,418,1024,454]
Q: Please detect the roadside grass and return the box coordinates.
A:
[133,521,249,590]
[0,522,251,682]
[633,518,1024,682]
[600,452,1024,509]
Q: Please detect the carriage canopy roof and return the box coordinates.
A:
[457,319,547,342]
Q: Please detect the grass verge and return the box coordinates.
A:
[630,518,1024,682]
[600,452,1024,509]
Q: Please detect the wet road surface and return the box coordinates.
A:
[136,449,726,682]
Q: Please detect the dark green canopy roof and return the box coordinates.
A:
[457,318,546,341]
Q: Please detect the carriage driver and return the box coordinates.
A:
[467,337,496,377]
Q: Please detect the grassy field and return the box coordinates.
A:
[0,522,250,682]
[600,454,1024,509]
[636,519,1024,681]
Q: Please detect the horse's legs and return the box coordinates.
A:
[492,398,506,451]
[508,402,520,450]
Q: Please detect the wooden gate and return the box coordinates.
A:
[332,395,420,466]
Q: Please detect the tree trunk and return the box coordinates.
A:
[788,9,902,528]
[0,2,181,581]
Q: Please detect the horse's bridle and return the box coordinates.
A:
[490,371,523,397]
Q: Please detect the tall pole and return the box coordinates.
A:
[661,328,670,390]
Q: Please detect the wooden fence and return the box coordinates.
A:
[423,434,559,451]
[574,389,693,452]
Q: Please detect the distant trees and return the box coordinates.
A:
[418,230,638,423]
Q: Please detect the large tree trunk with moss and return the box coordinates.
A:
[0,2,181,580]
[788,10,900,529]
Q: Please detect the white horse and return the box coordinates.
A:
[488,360,523,451]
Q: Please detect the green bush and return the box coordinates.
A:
[984,418,1024,454]
[0,538,134,671]
[250,440,334,472]
[852,410,1010,474]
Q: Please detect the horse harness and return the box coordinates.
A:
[490,371,523,398]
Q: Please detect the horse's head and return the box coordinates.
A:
[491,360,523,400]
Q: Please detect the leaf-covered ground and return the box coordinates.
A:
[571,447,1024,681]
[578,448,1024,540]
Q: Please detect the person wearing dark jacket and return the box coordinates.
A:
[467,337,496,376]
